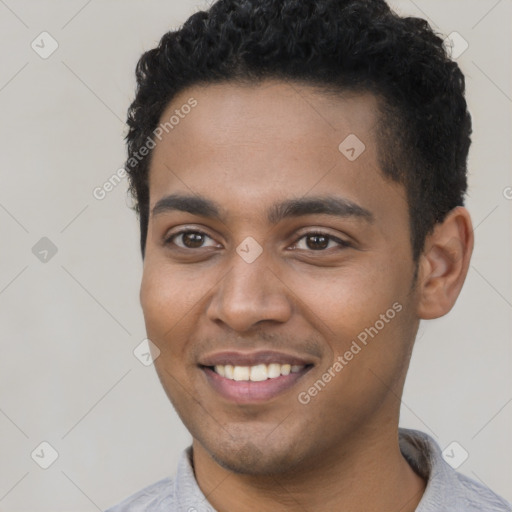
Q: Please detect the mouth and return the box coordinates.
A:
[199,351,315,403]
[210,362,307,381]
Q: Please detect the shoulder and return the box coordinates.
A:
[398,428,512,512]
[104,477,174,511]
[449,470,512,512]
[104,447,216,512]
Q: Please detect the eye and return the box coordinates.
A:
[292,231,350,251]
[164,229,219,249]
[163,229,350,252]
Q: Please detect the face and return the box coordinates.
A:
[140,81,421,475]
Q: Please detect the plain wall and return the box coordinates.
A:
[0,0,510,510]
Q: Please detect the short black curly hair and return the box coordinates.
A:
[125,0,471,260]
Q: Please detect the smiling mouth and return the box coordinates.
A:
[200,362,314,403]
[207,363,311,381]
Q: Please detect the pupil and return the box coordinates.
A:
[307,235,328,250]
[184,233,204,248]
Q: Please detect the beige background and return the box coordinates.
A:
[0,0,510,510]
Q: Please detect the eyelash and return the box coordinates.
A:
[164,229,351,252]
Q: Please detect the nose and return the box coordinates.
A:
[205,249,293,332]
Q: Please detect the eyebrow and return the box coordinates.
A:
[151,193,374,224]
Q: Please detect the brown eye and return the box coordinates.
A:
[165,230,218,249]
[305,234,329,250]
[181,232,206,248]
[293,232,350,251]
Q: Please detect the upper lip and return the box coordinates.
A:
[199,350,315,367]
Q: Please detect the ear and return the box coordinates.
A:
[416,206,474,320]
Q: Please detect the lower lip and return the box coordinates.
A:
[201,366,312,403]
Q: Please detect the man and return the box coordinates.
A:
[106,0,511,510]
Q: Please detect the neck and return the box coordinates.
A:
[192,424,426,512]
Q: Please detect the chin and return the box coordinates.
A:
[204,435,306,476]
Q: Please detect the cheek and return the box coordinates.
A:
[291,270,413,425]
[292,262,403,338]
[140,265,202,405]
[139,261,199,353]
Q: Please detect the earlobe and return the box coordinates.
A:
[416,207,474,320]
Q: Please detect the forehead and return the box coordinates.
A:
[155,80,379,153]
[146,80,406,228]
[151,82,378,173]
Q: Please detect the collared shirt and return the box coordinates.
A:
[105,427,512,511]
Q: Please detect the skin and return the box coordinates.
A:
[140,81,474,512]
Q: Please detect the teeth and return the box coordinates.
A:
[224,365,234,379]
[250,364,268,382]
[213,363,305,381]
[267,363,281,378]
[233,366,250,381]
